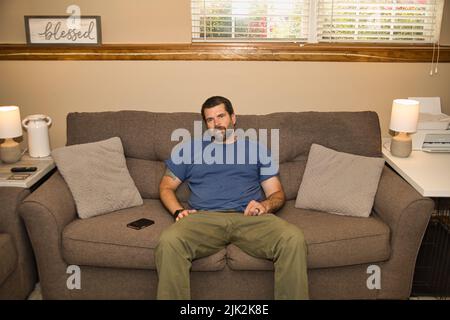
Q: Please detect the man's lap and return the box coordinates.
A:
[163,210,301,245]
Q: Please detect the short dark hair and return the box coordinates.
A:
[201,96,234,122]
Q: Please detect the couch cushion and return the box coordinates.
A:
[62,199,226,271]
[227,200,390,271]
[52,137,143,219]
[295,143,385,217]
[0,233,17,285]
[126,157,191,202]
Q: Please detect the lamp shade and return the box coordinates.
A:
[389,99,420,133]
[0,106,23,139]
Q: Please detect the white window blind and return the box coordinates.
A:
[192,0,444,44]
[317,0,445,43]
[191,0,312,41]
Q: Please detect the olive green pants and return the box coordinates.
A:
[154,211,309,300]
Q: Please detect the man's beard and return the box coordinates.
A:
[211,123,234,142]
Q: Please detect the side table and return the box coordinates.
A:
[0,154,56,299]
[382,139,450,298]
[0,154,56,190]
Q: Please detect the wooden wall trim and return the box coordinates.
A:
[0,43,449,62]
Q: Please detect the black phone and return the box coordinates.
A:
[127,218,154,230]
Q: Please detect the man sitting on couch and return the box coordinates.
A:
[156,96,308,300]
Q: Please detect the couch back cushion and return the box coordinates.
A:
[66,111,381,201]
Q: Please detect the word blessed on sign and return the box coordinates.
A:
[25,16,101,45]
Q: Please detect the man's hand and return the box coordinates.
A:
[244,177,286,216]
[175,209,197,222]
[244,200,268,216]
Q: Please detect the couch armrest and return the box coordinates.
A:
[20,171,77,233]
[373,165,435,299]
[374,166,434,234]
[18,171,77,299]
[0,187,37,299]
[0,187,30,236]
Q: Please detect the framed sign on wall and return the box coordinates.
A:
[24,16,102,45]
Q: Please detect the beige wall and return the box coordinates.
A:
[0,0,191,43]
[0,1,449,149]
[1,61,449,149]
[440,0,450,45]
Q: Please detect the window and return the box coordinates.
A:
[318,0,445,43]
[191,0,312,42]
[191,0,445,43]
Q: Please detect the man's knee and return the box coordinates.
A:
[156,226,185,254]
[279,225,307,252]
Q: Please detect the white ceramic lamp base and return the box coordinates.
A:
[390,132,412,158]
[0,138,22,163]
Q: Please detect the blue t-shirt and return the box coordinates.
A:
[165,138,278,212]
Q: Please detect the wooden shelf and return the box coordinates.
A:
[1,43,449,62]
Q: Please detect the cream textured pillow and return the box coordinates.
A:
[295,144,385,217]
[52,137,143,219]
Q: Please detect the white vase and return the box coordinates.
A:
[22,114,52,157]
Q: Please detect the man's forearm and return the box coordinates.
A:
[160,188,184,215]
[261,191,285,213]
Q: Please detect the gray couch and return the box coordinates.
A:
[0,187,37,299]
[18,110,434,299]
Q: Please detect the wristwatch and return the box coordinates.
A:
[173,208,185,220]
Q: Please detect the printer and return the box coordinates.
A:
[408,97,450,152]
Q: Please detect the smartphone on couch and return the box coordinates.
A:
[127,218,154,230]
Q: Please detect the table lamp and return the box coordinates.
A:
[0,106,23,163]
[389,99,419,158]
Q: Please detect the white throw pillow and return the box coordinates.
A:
[52,137,143,219]
[295,143,385,217]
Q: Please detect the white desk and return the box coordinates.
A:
[0,154,55,188]
[382,139,450,197]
